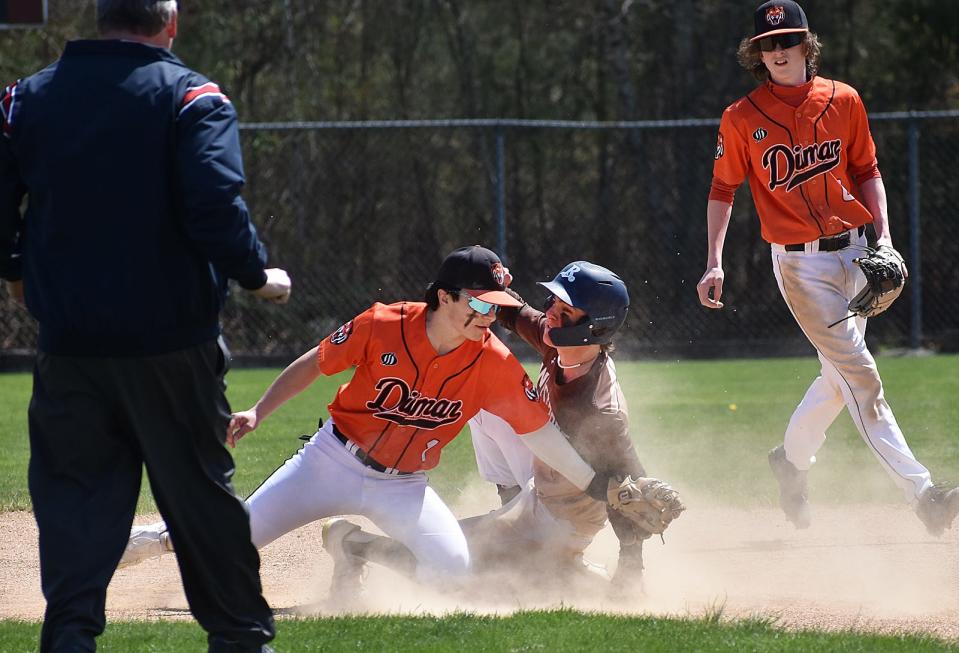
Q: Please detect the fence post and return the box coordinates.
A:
[494,128,507,264]
[907,117,922,350]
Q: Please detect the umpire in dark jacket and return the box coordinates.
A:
[0,1,290,651]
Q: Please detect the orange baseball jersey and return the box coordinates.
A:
[317,301,548,472]
[710,77,882,245]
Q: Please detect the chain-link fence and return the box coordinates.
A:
[3,113,958,363]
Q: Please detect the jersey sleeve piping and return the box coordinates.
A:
[178,82,231,118]
[1,81,19,137]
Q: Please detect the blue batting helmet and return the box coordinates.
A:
[537,261,629,346]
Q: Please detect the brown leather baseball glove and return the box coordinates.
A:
[607,475,685,534]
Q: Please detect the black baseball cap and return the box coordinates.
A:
[750,0,809,42]
[431,245,521,307]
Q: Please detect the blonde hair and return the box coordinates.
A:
[736,32,822,82]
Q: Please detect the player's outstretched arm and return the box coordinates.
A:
[521,421,596,491]
[696,200,733,309]
[227,346,322,447]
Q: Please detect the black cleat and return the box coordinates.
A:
[916,483,959,537]
[768,445,811,529]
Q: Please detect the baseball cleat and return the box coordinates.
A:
[916,484,959,537]
[118,523,173,569]
[768,445,811,529]
[576,554,612,583]
[321,518,368,607]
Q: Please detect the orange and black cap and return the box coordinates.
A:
[429,245,521,307]
[750,0,809,42]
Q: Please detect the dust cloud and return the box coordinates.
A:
[1,464,957,639]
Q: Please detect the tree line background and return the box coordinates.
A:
[2,1,952,120]
[1,1,957,361]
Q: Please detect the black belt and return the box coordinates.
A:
[785,226,865,252]
[332,425,412,476]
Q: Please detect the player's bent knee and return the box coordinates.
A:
[438,547,470,575]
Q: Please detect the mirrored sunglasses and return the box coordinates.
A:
[466,295,498,315]
[758,32,804,52]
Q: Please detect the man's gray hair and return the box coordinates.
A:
[96,0,177,36]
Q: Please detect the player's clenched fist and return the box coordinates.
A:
[227,409,260,448]
[696,266,725,309]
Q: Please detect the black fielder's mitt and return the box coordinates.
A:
[849,245,906,319]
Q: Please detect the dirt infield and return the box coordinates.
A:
[2,503,957,639]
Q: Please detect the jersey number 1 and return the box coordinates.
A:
[421,439,440,462]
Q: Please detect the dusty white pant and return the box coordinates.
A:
[468,410,534,488]
[771,230,932,504]
[246,419,469,582]
[467,412,594,554]
[460,478,588,559]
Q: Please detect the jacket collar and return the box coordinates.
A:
[63,39,183,66]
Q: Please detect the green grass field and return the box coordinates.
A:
[2,356,958,513]
[2,355,958,651]
[1,611,957,652]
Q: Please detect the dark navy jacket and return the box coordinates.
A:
[0,40,269,355]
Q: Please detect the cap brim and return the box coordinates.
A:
[750,27,808,42]
[462,288,522,307]
[537,280,573,306]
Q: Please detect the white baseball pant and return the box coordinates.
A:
[246,418,469,583]
[771,228,933,504]
[460,478,590,558]
[468,410,534,488]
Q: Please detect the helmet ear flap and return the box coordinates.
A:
[590,326,610,341]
